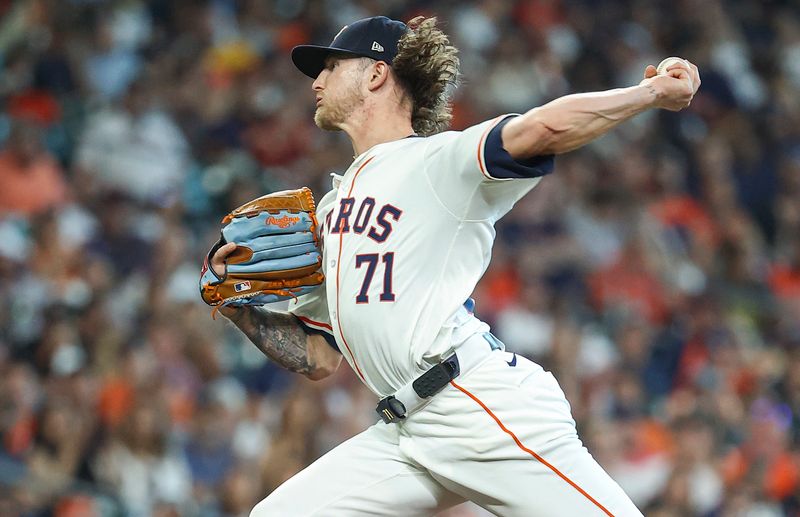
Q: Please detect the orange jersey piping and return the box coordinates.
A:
[450,380,615,517]
[296,315,332,332]
[334,156,376,382]
[476,115,507,180]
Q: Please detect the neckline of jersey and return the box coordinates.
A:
[350,133,421,165]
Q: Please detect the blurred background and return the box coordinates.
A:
[1,0,799,515]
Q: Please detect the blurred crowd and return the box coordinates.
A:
[1,0,799,515]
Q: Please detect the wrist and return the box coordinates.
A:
[220,304,244,321]
[638,81,660,109]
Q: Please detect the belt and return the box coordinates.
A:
[376,332,505,424]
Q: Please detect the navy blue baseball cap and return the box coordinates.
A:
[291,16,408,79]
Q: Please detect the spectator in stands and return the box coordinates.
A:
[0,119,67,216]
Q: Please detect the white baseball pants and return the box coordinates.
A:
[251,350,643,516]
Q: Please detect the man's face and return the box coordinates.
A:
[312,55,368,131]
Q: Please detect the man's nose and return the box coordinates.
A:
[312,69,328,91]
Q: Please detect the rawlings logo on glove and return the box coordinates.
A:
[199,187,325,310]
[266,215,301,228]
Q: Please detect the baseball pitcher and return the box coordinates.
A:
[201,15,699,516]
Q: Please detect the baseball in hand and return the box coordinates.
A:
[656,57,693,88]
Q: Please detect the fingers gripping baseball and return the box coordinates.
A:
[642,57,701,111]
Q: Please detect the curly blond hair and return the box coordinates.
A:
[392,16,460,136]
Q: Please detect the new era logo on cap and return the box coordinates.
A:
[371,41,384,52]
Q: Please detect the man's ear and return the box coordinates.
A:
[366,61,390,92]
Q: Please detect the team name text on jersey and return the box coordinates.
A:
[328,197,403,243]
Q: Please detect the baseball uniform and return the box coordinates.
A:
[250,115,643,516]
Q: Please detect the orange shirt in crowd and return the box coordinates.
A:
[769,263,800,299]
[0,149,67,216]
[588,261,668,324]
[649,195,719,249]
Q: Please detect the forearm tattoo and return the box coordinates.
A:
[227,307,314,375]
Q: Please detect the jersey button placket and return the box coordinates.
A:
[326,234,340,327]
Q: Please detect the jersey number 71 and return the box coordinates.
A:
[354,253,395,303]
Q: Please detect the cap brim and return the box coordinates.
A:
[291,45,361,79]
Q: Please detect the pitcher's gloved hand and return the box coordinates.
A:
[200,187,324,310]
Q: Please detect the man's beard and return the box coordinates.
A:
[314,105,343,131]
[314,86,364,131]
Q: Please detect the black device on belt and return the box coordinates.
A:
[376,355,460,424]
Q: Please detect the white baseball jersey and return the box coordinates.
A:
[289,115,552,396]
[262,115,643,517]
